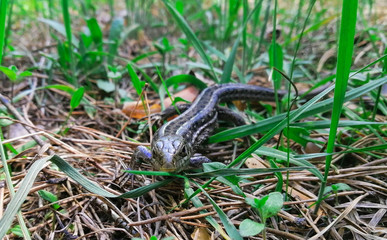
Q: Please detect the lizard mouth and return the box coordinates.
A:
[159,167,177,172]
[158,161,178,172]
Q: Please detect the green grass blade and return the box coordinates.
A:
[295,143,387,159]
[162,0,218,82]
[220,1,264,84]
[223,0,241,41]
[0,127,31,239]
[291,120,386,129]
[254,146,323,180]
[127,63,145,97]
[61,0,76,86]
[246,0,263,70]
[315,0,358,213]
[86,18,103,48]
[187,166,312,178]
[2,0,12,58]
[220,34,241,84]
[70,87,84,110]
[0,0,8,65]
[286,14,337,46]
[50,155,174,198]
[126,166,312,178]
[269,0,283,98]
[184,182,231,239]
[0,153,49,239]
[107,18,123,65]
[241,0,248,74]
[190,179,243,240]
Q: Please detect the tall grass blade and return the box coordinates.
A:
[246,0,263,70]
[0,0,8,65]
[184,182,231,239]
[162,0,219,82]
[315,0,358,213]
[221,1,269,84]
[192,179,243,240]
[61,0,76,86]
[107,18,123,65]
[0,140,46,239]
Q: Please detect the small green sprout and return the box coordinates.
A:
[243,192,284,239]
[323,183,351,205]
[0,65,32,83]
[61,86,85,134]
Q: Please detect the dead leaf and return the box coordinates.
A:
[245,155,269,169]
[122,85,200,119]
[122,101,161,119]
[163,85,199,108]
[191,227,211,240]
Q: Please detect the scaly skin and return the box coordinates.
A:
[133,83,283,172]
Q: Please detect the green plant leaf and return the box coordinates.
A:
[0,65,17,81]
[283,126,310,147]
[96,80,115,93]
[262,192,283,219]
[172,96,191,104]
[245,197,258,208]
[86,18,103,45]
[253,192,283,220]
[70,87,85,110]
[316,0,358,213]
[0,155,51,238]
[292,120,387,129]
[0,113,13,127]
[127,63,145,96]
[239,219,264,237]
[0,0,7,65]
[323,183,351,195]
[190,179,243,240]
[269,42,283,86]
[107,18,124,65]
[107,70,122,79]
[38,190,61,210]
[9,225,23,237]
[18,71,32,78]
[183,181,231,239]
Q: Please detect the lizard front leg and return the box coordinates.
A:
[132,145,152,164]
[189,153,211,167]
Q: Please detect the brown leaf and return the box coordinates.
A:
[163,85,199,108]
[122,101,161,119]
[191,227,211,240]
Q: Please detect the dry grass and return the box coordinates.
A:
[1,1,387,240]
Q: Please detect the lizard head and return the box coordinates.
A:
[151,135,193,172]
